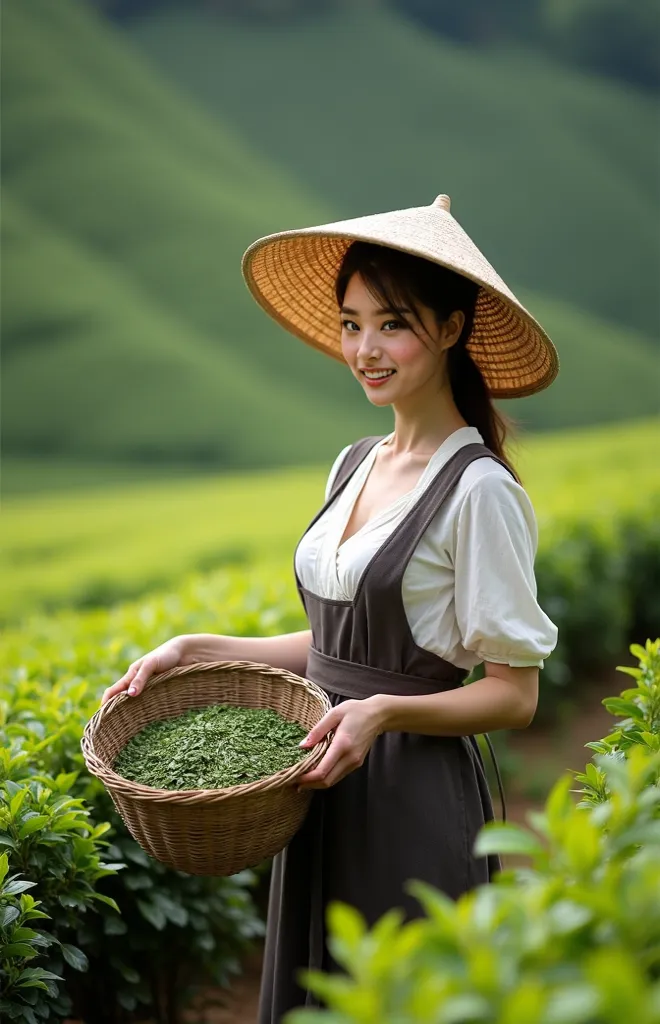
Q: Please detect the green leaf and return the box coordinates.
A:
[1,942,39,958]
[615,666,642,680]
[326,902,366,951]
[54,771,79,792]
[117,963,140,984]
[11,928,40,943]
[90,822,112,840]
[9,789,27,819]
[545,774,574,836]
[61,943,89,972]
[3,879,37,896]
[104,915,128,935]
[22,909,50,922]
[0,851,8,885]
[137,899,166,931]
[0,904,20,928]
[49,814,89,833]
[90,892,120,913]
[117,991,138,1011]
[474,823,545,857]
[17,967,63,983]
[603,698,640,718]
[18,816,50,840]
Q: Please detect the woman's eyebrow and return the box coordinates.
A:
[340,306,411,316]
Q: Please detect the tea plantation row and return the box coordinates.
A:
[2,612,658,1020]
[2,417,658,626]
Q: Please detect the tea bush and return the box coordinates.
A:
[2,485,659,1019]
[0,853,68,1021]
[532,502,660,717]
[287,639,660,1023]
[0,570,303,1022]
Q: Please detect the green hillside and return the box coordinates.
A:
[511,289,660,429]
[2,416,658,625]
[126,2,659,340]
[1,0,658,478]
[1,0,371,463]
[2,192,367,466]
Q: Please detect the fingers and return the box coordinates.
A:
[297,734,361,790]
[299,705,345,748]
[126,656,158,697]
[297,751,359,791]
[100,658,146,705]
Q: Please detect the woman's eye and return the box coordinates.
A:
[382,320,402,331]
[341,319,359,332]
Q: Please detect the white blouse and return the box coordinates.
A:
[294,426,558,671]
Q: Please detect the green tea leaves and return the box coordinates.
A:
[113,703,308,791]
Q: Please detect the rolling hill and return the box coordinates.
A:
[126,1,660,339]
[1,0,658,479]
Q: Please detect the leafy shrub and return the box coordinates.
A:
[0,853,67,1022]
[286,639,660,1023]
[2,515,659,1019]
[0,573,301,1022]
[534,508,660,718]
[575,638,660,805]
[0,718,122,1021]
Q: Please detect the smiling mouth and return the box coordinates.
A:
[361,369,396,379]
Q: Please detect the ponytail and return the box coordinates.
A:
[447,340,520,483]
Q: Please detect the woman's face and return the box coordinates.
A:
[339,271,464,408]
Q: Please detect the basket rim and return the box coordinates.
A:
[81,660,333,804]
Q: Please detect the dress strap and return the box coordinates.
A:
[365,442,516,596]
[327,436,386,502]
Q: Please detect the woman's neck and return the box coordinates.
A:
[385,401,470,459]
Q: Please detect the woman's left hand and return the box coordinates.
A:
[296,697,384,790]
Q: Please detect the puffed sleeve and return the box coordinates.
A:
[453,469,558,668]
[324,444,352,502]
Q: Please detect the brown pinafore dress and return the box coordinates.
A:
[258,436,512,1023]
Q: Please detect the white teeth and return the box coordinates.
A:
[364,370,395,379]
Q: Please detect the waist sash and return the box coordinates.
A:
[305,645,507,823]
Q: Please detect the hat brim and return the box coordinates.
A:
[242,211,559,399]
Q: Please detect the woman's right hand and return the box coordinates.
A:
[101,636,191,705]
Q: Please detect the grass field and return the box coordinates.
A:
[2,417,658,627]
[2,0,658,474]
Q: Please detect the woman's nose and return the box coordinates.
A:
[356,328,381,358]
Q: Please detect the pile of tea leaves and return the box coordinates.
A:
[113,704,309,790]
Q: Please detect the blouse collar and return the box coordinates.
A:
[380,425,484,489]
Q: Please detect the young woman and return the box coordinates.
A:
[102,194,559,1022]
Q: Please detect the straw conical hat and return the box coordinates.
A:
[241,194,559,398]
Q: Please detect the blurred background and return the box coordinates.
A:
[3,0,659,492]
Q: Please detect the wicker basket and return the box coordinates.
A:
[81,660,332,876]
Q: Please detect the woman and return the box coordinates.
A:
[102,194,559,1022]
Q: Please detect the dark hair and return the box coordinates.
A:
[335,241,518,478]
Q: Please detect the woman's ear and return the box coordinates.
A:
[438,309,465,351]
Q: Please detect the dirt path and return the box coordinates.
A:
[183,947,263,1024]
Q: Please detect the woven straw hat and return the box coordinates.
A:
[241,193,559,398]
